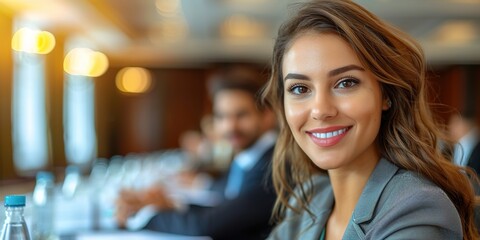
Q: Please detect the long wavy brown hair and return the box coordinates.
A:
[260,0,478,239]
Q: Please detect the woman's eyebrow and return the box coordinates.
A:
[284,64,365,81]
[284,73,309,81]
[328,64,365,77]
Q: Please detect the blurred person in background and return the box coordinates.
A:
[173,117,233,190]
[448,111,480,174]
[178,114,233,180]
[199,114,233,173]
[173,129,215,190]
[178,129,205,165]
[115,66,278,240]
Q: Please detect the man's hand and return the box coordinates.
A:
[115,186,175,228]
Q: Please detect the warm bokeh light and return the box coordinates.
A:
[11,27,56,54]
[155,0,181,16]
[432,20,477,45]
[223,0,271,5]
[116,67,152,94]
[89,51,109,77]
[64,48,109,77]
[220,14,266,39]
[149,18,189,42]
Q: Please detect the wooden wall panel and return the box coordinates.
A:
[153,69,209,150]
[428,66,464,125]
[0,13,13,180]
[95,68,209,158]
[429,66,480,126]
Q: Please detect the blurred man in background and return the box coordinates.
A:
[115,66,278,240]
[448,111,480,174]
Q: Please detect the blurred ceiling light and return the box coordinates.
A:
[432,20,477,45]
[149,19,189,43]
[223,0,271,5]
[64,48,109,77]
[11,27,56,54]
[450,0,480,3]
[116,67,152,94]
[220,14,266,39]
[155,0,182,17]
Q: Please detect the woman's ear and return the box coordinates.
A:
[382,98,392,110]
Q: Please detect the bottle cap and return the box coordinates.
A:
[4,195,26,207]
[65,165,80,174]
[36,171,55,182]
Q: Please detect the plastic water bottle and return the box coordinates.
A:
[62,165,81,199]
[32,171,55,240]
[0,195,31,240]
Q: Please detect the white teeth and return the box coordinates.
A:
[312,128,347,139]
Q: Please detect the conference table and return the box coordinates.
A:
[1,151,220,239]
[62,231,211,240]
[1,177,216,240]
[0,187,213,240]
[0,185,216,240]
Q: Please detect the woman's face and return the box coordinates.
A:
[282,32,389,171]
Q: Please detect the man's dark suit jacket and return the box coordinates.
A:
[144,147,276,240]
[465,140,480,234]
[467,140,480,175]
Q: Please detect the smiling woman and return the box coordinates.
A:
[261,0,478,239]
[282,33,387,172]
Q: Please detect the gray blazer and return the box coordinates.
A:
[268,158,463,239]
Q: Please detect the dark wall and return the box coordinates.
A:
[429,66,480,126]
[0,13,14,180]
[96,67,210,157]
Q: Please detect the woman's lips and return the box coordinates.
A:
[307,126,351,147]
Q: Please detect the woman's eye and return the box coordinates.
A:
[289,84,309,95]
[335,78,359,89]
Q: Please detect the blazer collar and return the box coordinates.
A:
[351,158,399,224]
[291,159,398,239]
[299,174,334,239]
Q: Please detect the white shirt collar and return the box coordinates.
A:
[455,127,479,166]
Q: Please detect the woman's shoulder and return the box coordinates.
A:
[346,159,463,239]
[372,159,455,208]
[386,168,452,203]
[381,168,459,217]
[364,168,463,238]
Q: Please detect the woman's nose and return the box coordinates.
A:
[310,92,337,120]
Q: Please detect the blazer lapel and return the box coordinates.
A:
[343,158,399,239]
[300,174,334,239]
